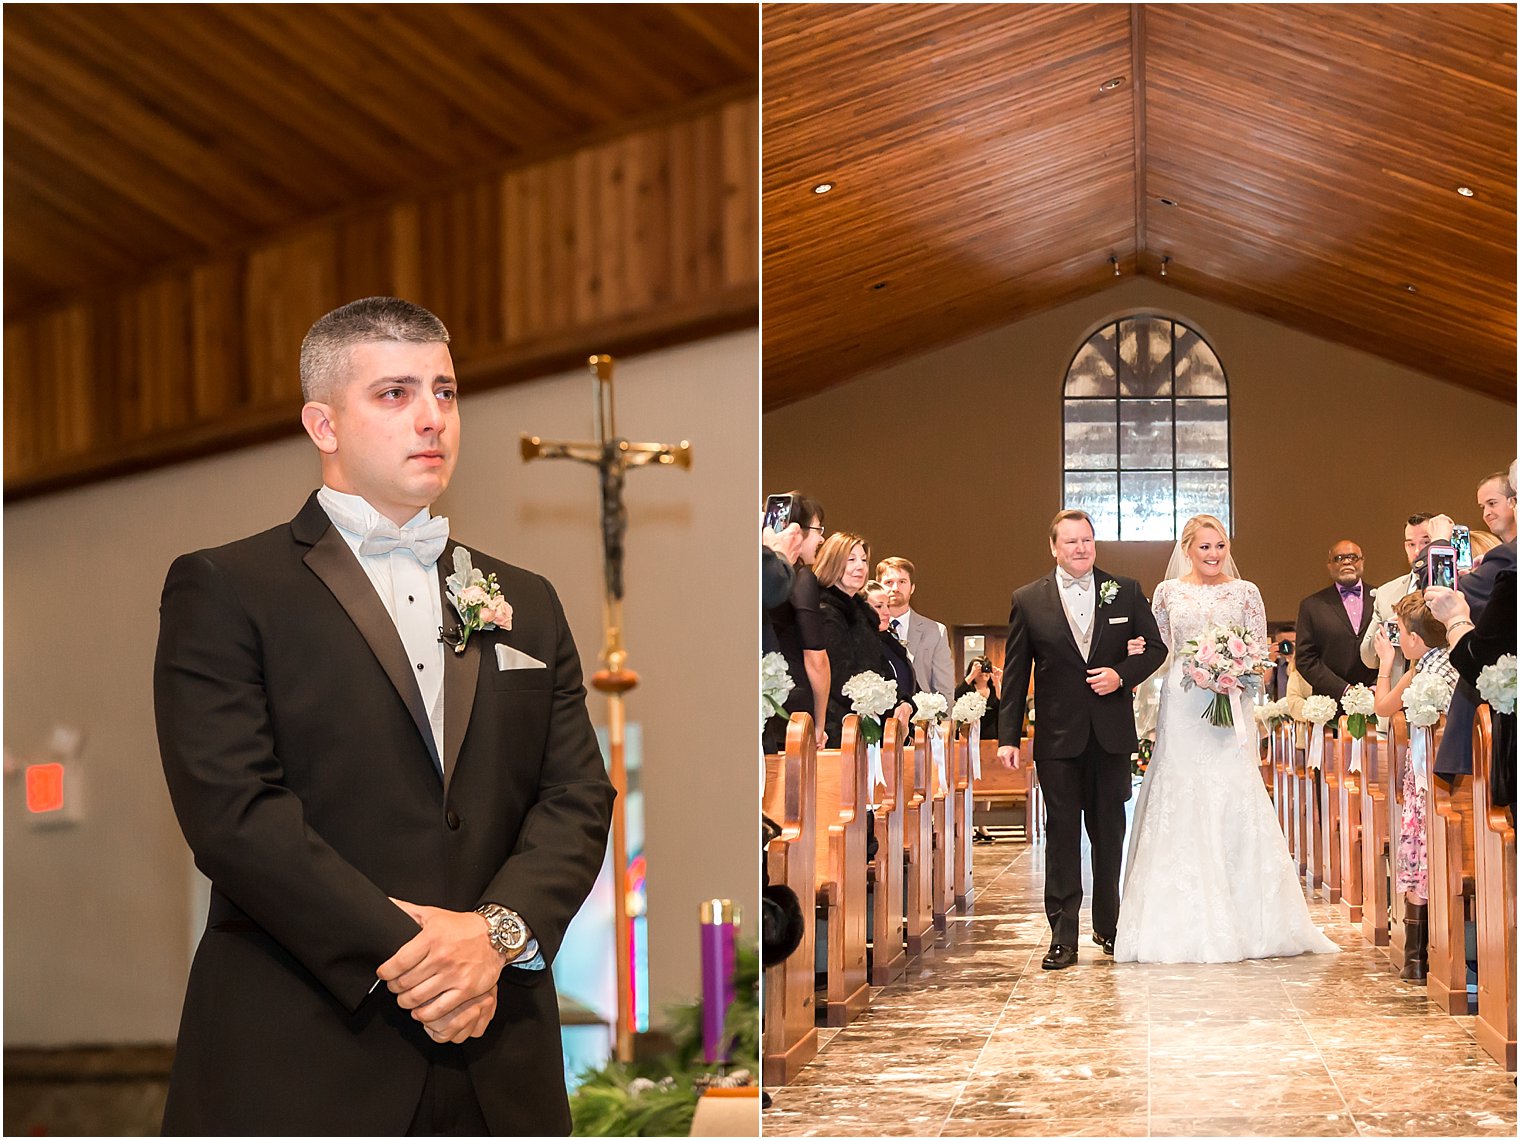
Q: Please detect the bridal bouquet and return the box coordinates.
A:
[841,670,899,745]
[1178,624,1271,727]
[911,691,948,725]
[761,652,794,724]
[1402,670,1455,728]
[951,689,987,733]
[1341,684,1378,740]
[1478,654,1517,715]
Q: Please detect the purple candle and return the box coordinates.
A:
[699,898,738,1064]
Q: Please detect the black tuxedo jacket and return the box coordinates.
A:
[154,493,615,1135]
[1295,583,1378,698]
[997,570,1166,760]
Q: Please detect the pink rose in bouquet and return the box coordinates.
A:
[1177,623,1271,727]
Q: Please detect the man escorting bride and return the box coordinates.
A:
[998,508,1337,969]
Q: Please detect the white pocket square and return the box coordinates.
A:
[496,644,548,671]
[1109,616,1129,624]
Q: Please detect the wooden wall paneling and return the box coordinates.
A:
[388,202,424,310]
[334,212,393,314]
[574,146,605,326]
[721,98,759,289]
[190,260,244,422]
[500,169,529,343]
[545,155,576,335]
[5,325,36,476]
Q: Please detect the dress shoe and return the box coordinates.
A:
[1091,934,1115,956]
[1041,944,1078,970]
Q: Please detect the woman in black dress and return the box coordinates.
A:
[865,580,919,707]
[764,492,829,752]
[953,656,1002,741]
[814,532,907,747]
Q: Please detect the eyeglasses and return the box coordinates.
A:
[806,525,826,536]
[1330,553,1363,564]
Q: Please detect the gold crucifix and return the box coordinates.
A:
[520,353,691,1062]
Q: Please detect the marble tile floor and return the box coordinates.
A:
[764,841,1518,1137]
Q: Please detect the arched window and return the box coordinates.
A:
[1062,315,1230,541]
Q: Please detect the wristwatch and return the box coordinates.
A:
[475,903,529,961]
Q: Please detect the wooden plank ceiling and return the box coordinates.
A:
[4,3,757,316]
[762,3,1517,408]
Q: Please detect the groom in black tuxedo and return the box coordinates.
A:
[154,298,615,1134]
[997,510,1166,969]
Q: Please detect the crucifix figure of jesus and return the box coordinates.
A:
[520,353,690,1061]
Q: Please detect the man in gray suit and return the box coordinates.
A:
[877,556,955,697]
[1359,512,1435,686]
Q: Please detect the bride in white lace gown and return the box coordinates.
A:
[1114,515,1338,963]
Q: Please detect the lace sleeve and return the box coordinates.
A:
[1152,580,1172,650]
[1241,581,1268,645]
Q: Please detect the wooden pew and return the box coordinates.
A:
[1426,717,1476,1014]
[1272,722,1293,842]
[813,716,870,1027]
[972,739,1042,842]
[1387,713,1414,975]
[1471,706,1517,1071]
[762,714,817,1086]
[1359,726,1392,948]
[1319,722,1343,904]
[1290,728,1311,878]
[951,728,976,910]
[869,715,908,987]
[929,719,954,931]
[902,723,935,957]
[1304,738,1325,891]
[1336,721,1365,924]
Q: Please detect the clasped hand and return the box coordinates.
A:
[378,898,504,1044]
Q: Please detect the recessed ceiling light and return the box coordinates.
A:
[1457,186,1475,198]
[1158,197,1178,207]
[1100,77,1125,92]
[1403,283,1419,294]
[813,182,834,195]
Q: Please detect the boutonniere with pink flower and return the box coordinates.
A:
[444,547,512,654]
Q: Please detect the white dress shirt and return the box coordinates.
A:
[317,487,447,768]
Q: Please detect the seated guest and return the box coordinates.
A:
[865,580,918,707]
[1371,591,1460,982]
[1297,540,1379,700]
[954,657,1001,741]
[815,533,905,747]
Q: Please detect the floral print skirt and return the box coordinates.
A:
[1397,762,1427,902]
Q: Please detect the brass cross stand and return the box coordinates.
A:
[521,353,691,1063]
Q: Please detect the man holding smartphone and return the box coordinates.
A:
[1359,513,1435,687]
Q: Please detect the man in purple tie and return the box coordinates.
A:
[1294,539,1380,700]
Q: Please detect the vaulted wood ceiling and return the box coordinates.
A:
[4,3,757,316]
[762,3,1517,408]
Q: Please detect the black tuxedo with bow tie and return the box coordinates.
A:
[154,492,614,1135]
[997,569,1165,948]
[1295,583,1378,699]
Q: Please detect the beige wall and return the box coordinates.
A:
[764,279,1516,633]
[4,329,758,1046]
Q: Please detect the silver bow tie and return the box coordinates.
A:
[1058,571,1092,592]
[357,515,450,566]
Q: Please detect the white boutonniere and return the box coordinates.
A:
[1098,579,1119,607]
[443,548,512,654]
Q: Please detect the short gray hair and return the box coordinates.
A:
[299,297,450,402]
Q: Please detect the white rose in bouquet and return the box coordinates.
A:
[841,670,899,744]
[1402,670,1455,729]
[952,689,988,725]
[911,691,949,724]
[761,652,794,723]
[1340,683,1377,740]
[1301,695,1338,726]
[1478,655,1517,716]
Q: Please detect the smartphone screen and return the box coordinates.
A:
[1452,525,1472,571]
[763,494,794,532]
[1385,620,1401,647]
[1428,548,1458,590]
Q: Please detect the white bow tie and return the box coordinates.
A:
[1057,570,1092,592]
[357,515,450,566]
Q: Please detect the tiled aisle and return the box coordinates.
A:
[764,841,1518,1137]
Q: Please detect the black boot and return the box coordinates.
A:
[1400,903,1428,982]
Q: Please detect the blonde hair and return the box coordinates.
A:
[1180,513,1230,553]
[814,532,870,590]
[1470,529,1502,559]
